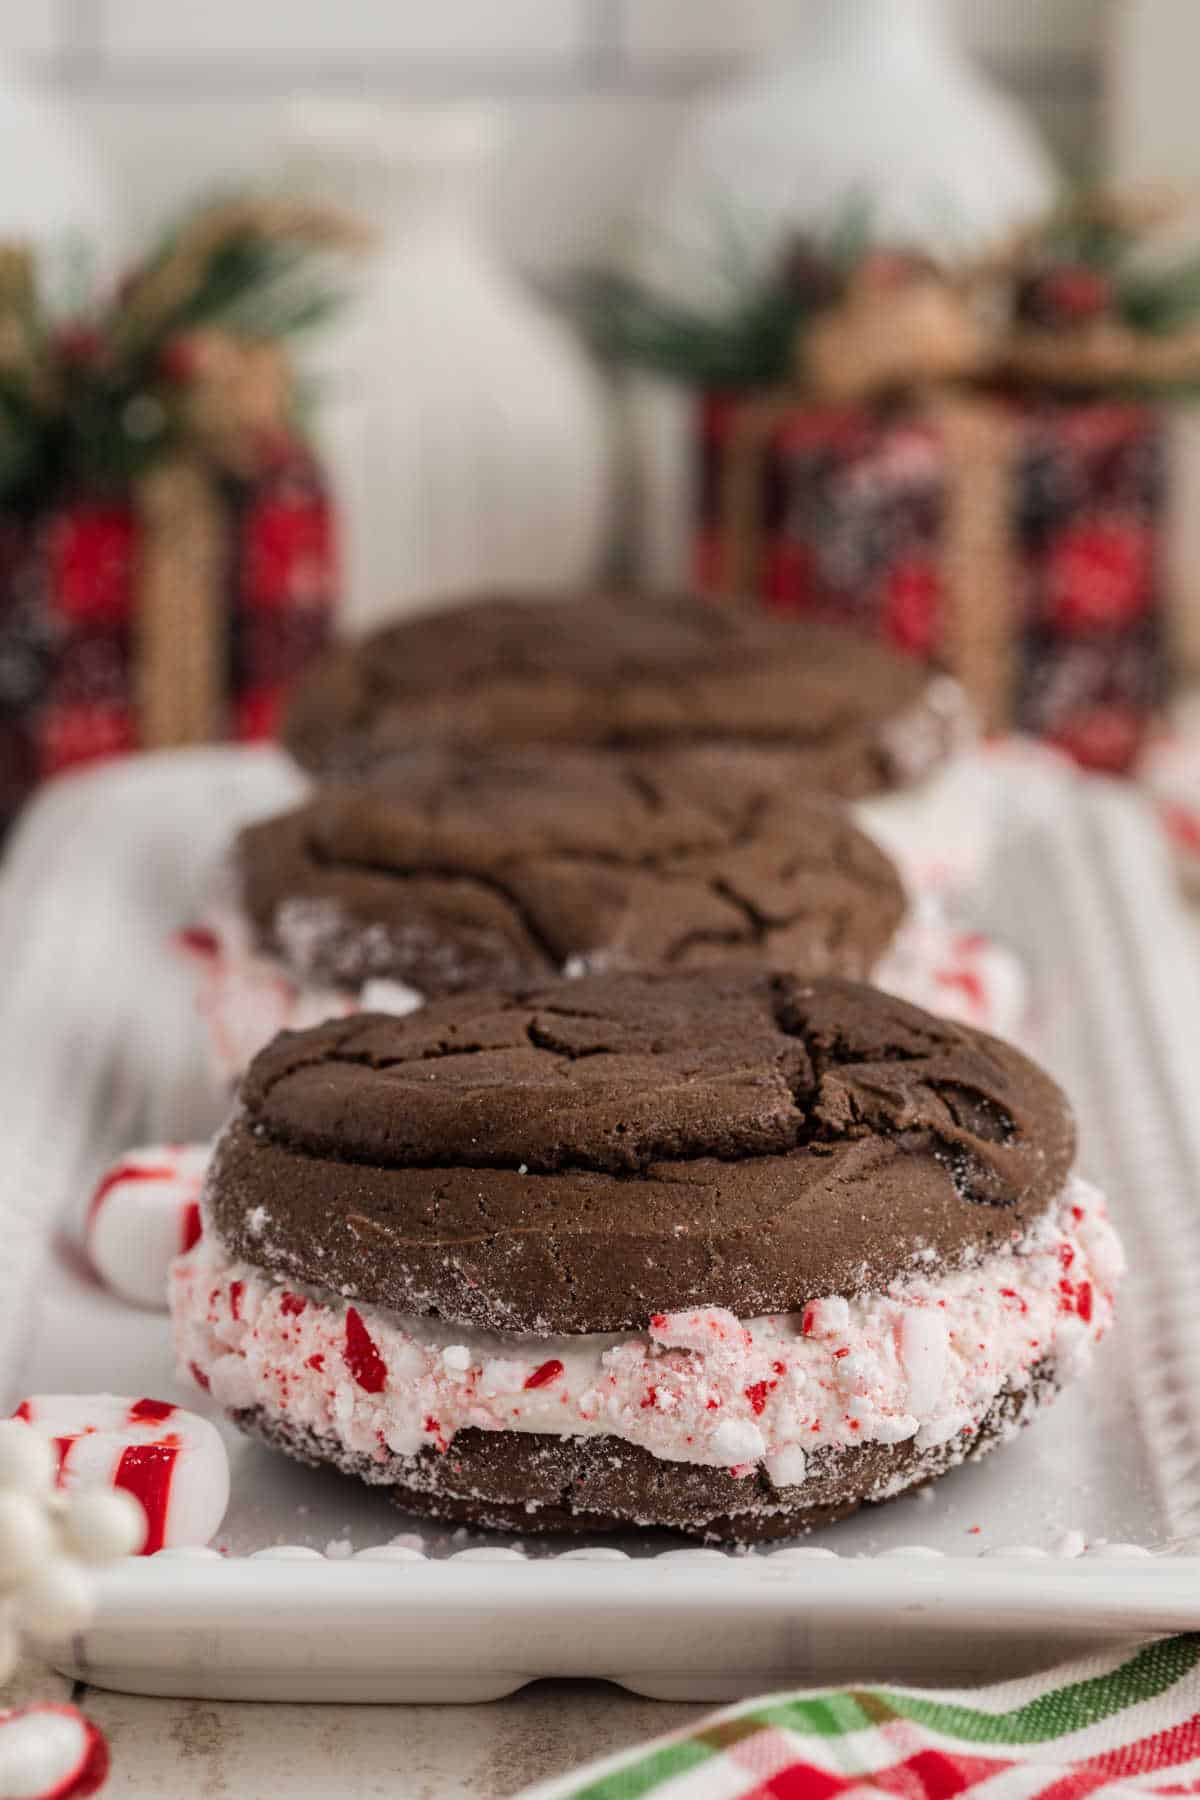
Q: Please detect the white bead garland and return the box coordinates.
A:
[0,1418,142,1653]
[0,1420,140,1794]
[0,1495,53,1583]
[0,1425,55,1498]
[59,1490,145,1565]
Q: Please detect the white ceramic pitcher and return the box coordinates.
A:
[290,104,612,630]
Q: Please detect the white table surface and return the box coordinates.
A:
[4,1658,704,1798]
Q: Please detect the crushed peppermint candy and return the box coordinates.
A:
[172,1176,1122,1487]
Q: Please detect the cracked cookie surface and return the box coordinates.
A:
[282,590,957,797]
[209,968,1075,1332]
[235,747,907,995]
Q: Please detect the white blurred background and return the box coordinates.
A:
[9,0,1200,805]
[7,0,1105,280]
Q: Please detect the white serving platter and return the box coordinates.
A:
[2,746,1200,1702]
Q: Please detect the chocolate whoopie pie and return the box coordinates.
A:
[189,746,953,1077]
[188,745,1027,1080]
[172,969,1123,1542]
[283,590,968,799]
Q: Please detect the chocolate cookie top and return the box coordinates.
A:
[209,969,1075,1332]
[282,591,964,798]
[234,748,907,994]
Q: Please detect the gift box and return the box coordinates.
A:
[0,197,363,833]
[592,195,1200,774]
[694,391,1166,772]
[0,446,336,831]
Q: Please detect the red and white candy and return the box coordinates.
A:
[874,906,1029,1039]
[12,1397,230,1555]
[0,1704,109,1799]
[85,1145,210,1310]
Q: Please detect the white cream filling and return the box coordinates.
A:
[178,906,422,1081]
[171,1175,1122,1488]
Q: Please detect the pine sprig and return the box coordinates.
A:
[580,271,818,388]
[578,205,875,389]
[584,188,1200,396]
[1118,255,1200,335]
[0,381,45,496]
[0,191,363,505]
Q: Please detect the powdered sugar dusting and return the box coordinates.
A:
[359,978,424,1016]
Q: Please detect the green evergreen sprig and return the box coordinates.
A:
[580,189,1200,394]
[0,194,363,507]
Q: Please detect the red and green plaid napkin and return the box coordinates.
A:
[521,1636,1200,1800]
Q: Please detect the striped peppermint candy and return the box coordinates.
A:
[12,1396,229,1555]
[0,1704,109,1798]
[85,1144,210,1310]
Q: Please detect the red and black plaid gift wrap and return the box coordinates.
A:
[0,444,336,831]
[695,393,1166,773]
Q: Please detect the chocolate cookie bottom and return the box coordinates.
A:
[234,1366,1055,1543]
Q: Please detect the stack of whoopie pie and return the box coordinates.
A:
[181,593,1020,1079]
[171,590,1123,1540]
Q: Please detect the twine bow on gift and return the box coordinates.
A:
[132,331,295,752]
[801,252,989,405]
[132,455,227,751]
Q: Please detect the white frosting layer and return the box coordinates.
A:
[171,1176,1122,1487]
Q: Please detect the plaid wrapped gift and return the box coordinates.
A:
[0,441,336,831]
[521,1635,1200,1800]
[695,393,1166,774]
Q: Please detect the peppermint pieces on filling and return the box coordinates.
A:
[169,1176,1122,1488]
